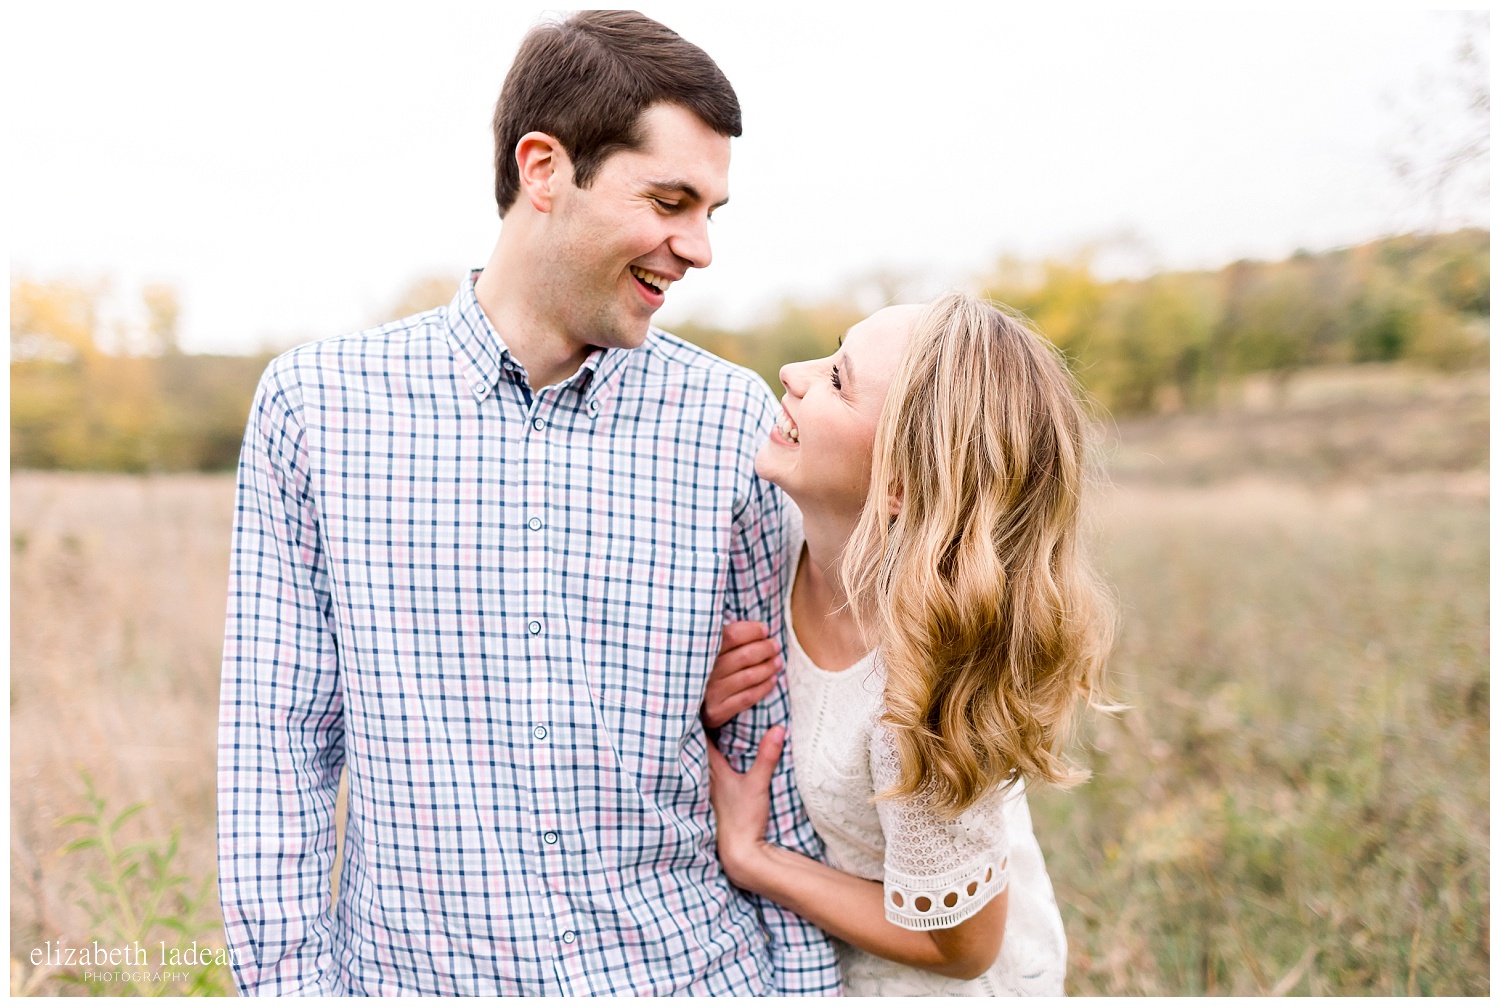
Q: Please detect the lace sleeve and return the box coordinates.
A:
[871,723,1011,931]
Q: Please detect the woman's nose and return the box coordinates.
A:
[780,360,812,397]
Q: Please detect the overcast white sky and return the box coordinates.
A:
[9,5,1489,354]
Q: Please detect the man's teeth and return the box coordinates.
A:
[778,413,799,443]
[629,266,672,294]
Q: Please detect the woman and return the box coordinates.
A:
[703,293,1114,995]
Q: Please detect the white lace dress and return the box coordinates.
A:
[783,543,1068,995]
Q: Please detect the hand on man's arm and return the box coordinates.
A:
[703,620,782,730]
[718,443,843,997]
[218,363,345,996]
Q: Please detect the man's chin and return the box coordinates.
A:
[583,317,653,353]
[608,328,652,352]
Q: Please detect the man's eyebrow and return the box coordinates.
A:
[646,178,729,209]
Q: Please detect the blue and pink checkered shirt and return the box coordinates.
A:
[217,274,840,995]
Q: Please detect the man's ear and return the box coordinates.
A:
[514,132,571,214]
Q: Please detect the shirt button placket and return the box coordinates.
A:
[523,397,574,972]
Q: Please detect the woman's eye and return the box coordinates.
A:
[830,364,842,390]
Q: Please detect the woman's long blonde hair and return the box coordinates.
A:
[841,292,1115,817]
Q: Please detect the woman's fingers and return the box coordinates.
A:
[704,671,779,728]
[715,657,780,694]
[703,625,784,729]
[705,737,730,773]
[718,620,769,655]
[715,637,781,675]
[749,726,785,787]
[702,660,780,717]
[706,726,785,783]
[702,675,780,729]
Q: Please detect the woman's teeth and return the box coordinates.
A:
[778,412,799,443]
[629,266,672,294]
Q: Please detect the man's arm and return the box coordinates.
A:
[718,400,843,996]
[217,361,345,996]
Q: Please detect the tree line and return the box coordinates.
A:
[10,229,1488,472]
[682,228,1489,412]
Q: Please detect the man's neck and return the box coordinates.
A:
[473,231,593,392]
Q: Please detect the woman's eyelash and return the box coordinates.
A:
[830,364,842,390]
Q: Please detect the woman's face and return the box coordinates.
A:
[755,304,923,521]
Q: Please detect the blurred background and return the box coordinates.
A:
[10,4,1488,996]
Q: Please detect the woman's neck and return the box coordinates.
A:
[791,507,876,670]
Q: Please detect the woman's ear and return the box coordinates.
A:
[514,132,571,214]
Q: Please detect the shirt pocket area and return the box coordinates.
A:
[577,546,725,802]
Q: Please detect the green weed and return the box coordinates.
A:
[23,772,232,996]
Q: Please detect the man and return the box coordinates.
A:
[217,11,839,995]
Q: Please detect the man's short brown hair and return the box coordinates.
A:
[491,11,742,217]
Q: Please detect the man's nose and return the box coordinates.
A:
[669,214,713,270]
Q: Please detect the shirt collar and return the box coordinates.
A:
[443,269,638,412]
[443,271,510,401]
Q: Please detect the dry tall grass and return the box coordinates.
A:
[11,474,232,994]
[1033,479,1488,994]
[9,363,1489,995]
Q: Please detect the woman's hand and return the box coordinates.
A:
[706,726,785,891]
[701,620,783,729]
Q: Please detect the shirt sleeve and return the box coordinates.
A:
[870,723,1011,931]
[717,386,843,997]
[217,358,345,996]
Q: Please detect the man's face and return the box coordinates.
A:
[541,102,731,351]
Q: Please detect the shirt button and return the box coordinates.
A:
[528,620,542,635]
[472,383,487,396]
[532,416,546,431]
[533,725,548,740]
[587,400,600,417]
[561,931,576,945]
[527,517,543,531]
[543,831,558,845]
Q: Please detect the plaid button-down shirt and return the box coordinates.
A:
[217,275,840,995]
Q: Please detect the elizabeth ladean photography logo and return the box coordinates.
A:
[30,939,239,970]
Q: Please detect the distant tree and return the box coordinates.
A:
[1071,273,1212,413]
[1387,13,1489,231]
[11,279,269,471]
[382,276,461,323]
[142,284,181,355]
[11,278,101,362]
[982,257,1107,367]
[13,230,1490,473]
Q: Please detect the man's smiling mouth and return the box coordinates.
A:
[629,265,673,295]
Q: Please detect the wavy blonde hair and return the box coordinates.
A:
[841,292,1115,817]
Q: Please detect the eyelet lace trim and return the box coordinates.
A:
[884,852,1010,930]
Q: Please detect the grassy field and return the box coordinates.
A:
[9,363,1488,995]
